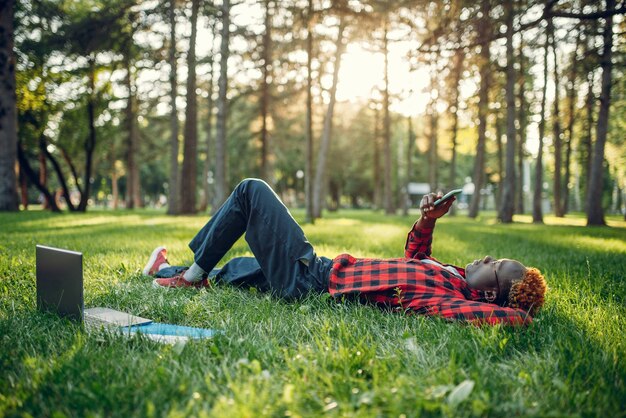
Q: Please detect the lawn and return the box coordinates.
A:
[1,209,625,417]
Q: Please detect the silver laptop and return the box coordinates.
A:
[36,245,151,326]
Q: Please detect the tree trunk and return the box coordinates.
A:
[498,0,516,223]
[586,0,614,226]
[112,168,119,209]
[533,29,550,224]
[516,41,527,215]
[549,19,564,217]
[180,0,200,214]
[304,0,314,223]
[563,30,581,215]
[468,1,491,219]
[382,24,394,215]
[495,113,504,214]
[448,51,463,216]
[428,67,439,193]
[38,151,49,208]
[0,0,19,211]
[79,57,96,212]
[312,20,346,218]
[124,55,140,210]
[260,0,273,183]
[199,25,216,213]
[60,147,83,197]
[167,0,180,215]
[212,0,230,214]
[373,105,382,209]
[403,116,414,216]
[18,168,28,210]
[581,23,596,213]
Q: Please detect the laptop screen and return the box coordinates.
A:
[36,245,84,321]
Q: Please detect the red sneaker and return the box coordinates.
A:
[143,246,169,276]
[152,275,209,289]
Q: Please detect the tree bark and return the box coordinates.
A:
[0,0,19,211]
[586,0,614,226]
[498,0,516,223]
[304,0,314,223]
[468,1,491,219]
[180,0,200,214]
[533,28,550,224]
[312,20,346,218]
[167,0,180,215]
[212,0,231,214]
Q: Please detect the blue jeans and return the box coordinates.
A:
[159,179,332,299]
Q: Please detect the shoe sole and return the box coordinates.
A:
[152,278,209,289]
[143,246,166,276]
[152,279,166,289]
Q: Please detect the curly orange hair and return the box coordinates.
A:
[507,267,547,316]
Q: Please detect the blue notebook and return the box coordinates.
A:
[120,322,218,339]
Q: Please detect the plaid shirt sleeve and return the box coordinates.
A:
[425,297,532,326]
[404,220,434,258]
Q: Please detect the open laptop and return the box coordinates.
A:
[36,245,151,326]
[36,245,84,320]
[36,245,218,343]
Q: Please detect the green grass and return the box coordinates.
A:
[1,208,625,417]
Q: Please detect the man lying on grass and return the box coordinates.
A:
[144,179,546,326]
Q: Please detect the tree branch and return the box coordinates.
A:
[59,146,83,195]
[17,142,61,212]
[39,135,77,211]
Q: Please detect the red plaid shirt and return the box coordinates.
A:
[329,221,532,325]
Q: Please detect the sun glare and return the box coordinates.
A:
[337,42,431,117]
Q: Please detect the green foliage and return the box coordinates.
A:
[0,210,624,416]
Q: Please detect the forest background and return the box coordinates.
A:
[0,0,625,227]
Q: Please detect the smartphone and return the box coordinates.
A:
[433,189,463,207]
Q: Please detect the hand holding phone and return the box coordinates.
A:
[433,189,463,207]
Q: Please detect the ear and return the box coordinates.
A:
[484,290,497,302]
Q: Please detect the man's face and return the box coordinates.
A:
[465,256,526,303]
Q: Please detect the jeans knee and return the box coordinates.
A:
[237,178,269,194]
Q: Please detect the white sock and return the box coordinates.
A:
[183,262,206,283]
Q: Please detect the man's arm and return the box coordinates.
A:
[425,297,532,326]
[405,216,436,258]
[404,192,454,259]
